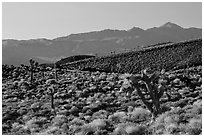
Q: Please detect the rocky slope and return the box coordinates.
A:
[2,64,202,135]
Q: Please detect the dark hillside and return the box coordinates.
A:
[63,39,202,73]
[56,55,95,65]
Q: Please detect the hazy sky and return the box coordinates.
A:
[2,2,202,40]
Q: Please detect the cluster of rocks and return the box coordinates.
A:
[2,64,202,135]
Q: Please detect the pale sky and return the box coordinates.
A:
[2,2,202,40]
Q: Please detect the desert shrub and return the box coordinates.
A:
[183,104,202,119]
[89,119,107,130]
[177,123,189,134]
[60,123,69,133]
[108,111,128,123]
[84,115,91,122]
[24,117,47,134]
[76,124,96,135]
[149,104,202,135]
[125,125,146,135]
[186,118,202,135]
[70,117,85,126]
[179,113,201,125]
[148,112,167,134]
[68,124,81,134]
[112,122,146,135]
[149,110,182,134]
[94,129,108,135]
[163,115,180,125]
[30,102,41,111]
[187,106,202,115]
[164,123,180,134]
[92,110,109,120]
[10,122,30,135]
[193,99,202,108]
[112,126,127,135]
[128,107,151,123]
[17,107,28,115]
[39,126,64,135]
[52,115,68,127]
[127,106,134,113]
[72,119,107,135]
[22,115,32,122]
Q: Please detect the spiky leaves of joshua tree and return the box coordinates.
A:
[40,65,46,79]
[29,59,35,84]
[54,63,58,81]
[128,69,166,118]
[48,85,55,109]
[29,59,39,86]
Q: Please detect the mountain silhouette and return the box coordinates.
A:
[160,22,183,29]
[2,22,201,65]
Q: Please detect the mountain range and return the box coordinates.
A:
[2,22,202,66]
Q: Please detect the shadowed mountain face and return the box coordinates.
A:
[2,22,201,66]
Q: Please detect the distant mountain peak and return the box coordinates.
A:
[2,22,201,66]
[128,27,144,32]
[160,22,183,29]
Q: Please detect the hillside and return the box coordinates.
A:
[2,22,201,65]
[2,38,202,135]
[2,63,202,135]
[63,39,202,74]
[56,55,95,65]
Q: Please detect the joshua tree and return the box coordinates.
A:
[40,65,46,79]
[54,63,58,81]
[46,79,58,110]
[128,69,167,118]
[48,86,55,109]
[29,59,38,84]
[42,66,45,78]
[116,63,122,73]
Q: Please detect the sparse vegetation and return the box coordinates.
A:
[2,39,202,135]
[64,39,201,74]
[29,59,38,84]
[128,69,166,117]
